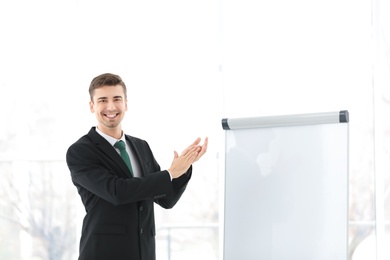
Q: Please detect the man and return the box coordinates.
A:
[66,73,208,260]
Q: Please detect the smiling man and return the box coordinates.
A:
[66,73,208,260]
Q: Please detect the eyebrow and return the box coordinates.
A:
[96,96,123,100]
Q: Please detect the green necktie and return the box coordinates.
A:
[114,140,133,176]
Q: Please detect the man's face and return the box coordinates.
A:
[89,85,128,133]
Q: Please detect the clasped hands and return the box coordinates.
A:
[168,137,208,179]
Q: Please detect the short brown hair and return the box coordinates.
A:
[89,73,127,101]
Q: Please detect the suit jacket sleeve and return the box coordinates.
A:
[66,134,191,209]
[154,166,192,209]
[66,137,174,207]
[129,136,192,209]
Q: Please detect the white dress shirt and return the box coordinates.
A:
[95,127,141,178]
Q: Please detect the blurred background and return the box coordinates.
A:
[0,0,389,259]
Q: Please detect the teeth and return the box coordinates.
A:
[106,114,117,118]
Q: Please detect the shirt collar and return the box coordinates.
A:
[95,127,126,146]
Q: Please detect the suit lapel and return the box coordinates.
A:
[87,127,132,178]
[125,135,146,177]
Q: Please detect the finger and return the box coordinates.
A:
[190,137,201,146]
[182,148,200,163]
[193,137,208,162]
[201,137,208,150]
[196,138,208,155]
[180,138,203,154]
[188,150,200,163]
[180,145,200,156]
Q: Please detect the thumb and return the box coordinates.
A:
[173,151,179,159]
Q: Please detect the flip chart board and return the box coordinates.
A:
[222,111,349,260]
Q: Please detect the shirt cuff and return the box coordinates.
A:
[167,170,173,181]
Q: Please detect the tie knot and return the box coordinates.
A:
[114,140,126,151]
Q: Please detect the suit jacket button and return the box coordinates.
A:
[140,206,143,211]
[140,228,143,234]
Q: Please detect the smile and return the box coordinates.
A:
[104,113,119,119]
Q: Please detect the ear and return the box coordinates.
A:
[125,99,128,111]
[89,100,94,113]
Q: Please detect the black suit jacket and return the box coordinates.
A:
[66,127,192,260]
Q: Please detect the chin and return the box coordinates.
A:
[107,124,120,128]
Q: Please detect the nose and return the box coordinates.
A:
[106,100,116,111]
